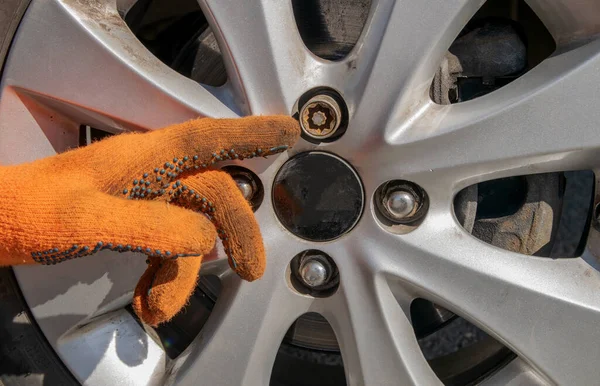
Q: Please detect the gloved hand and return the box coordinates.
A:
[0,116,300,326]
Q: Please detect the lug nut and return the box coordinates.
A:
[290,250,339,297]
[300,259,328,287]
[375,180,428,225]
[233,176,254,200]
[383,190,417,220]
[300,94,342,140]
[222,166,264,211]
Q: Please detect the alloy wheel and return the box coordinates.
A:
[1,0,600,385]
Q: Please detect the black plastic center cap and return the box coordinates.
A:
[272,151,364,241]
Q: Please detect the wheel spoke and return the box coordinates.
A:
[58,309,167,385]
[371,216,600,385]
[316,248,440,386]
[480,357,546,386]
[173,273,313,385]
[198,0,337,114]
[362,39,600,195]
[174,212,311,385]
[13,250,147,343]
[337,0,484,151]
[1,0,233,136]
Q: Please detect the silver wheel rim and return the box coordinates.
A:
[2,0,600,385]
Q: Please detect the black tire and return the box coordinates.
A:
[0,1,78,384]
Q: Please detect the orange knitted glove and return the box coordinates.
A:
[0,116,300,326]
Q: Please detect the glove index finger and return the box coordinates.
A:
[162,115,301,165]
[85,116,299,197]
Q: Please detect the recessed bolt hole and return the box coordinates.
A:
[374,180,429,231]
[221,165,264,211]
[290,250,339,297]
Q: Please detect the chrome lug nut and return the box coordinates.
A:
[299,259,329,288]
[299,94,342,140]
[222,166,265,211]
[291,250,339,297]
[375,180,429,227]
[383,190,417,220]
[233,176,254,200]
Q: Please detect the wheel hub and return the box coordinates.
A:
[272,151,363,242]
